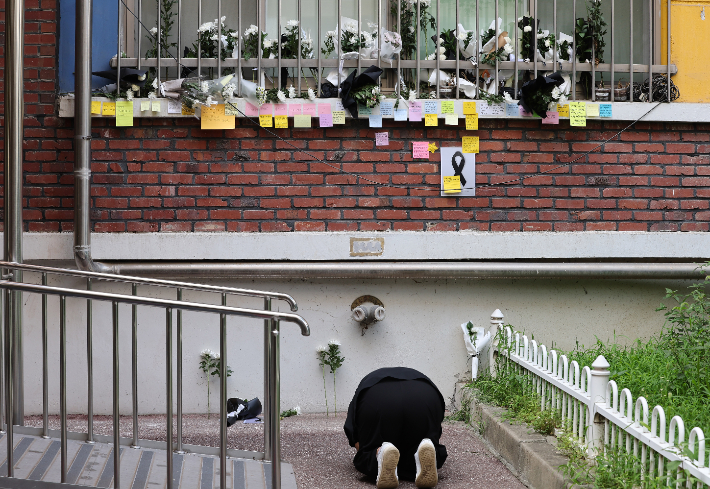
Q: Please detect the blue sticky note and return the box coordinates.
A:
[423,100,438,114]
[380,101,394,117]
[506,103,519,117]
[359,104,373,115]
[394,109,408,121]
[600,104,612,118]
[369,114,383,128]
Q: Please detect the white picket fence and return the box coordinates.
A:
[493,322,710,488]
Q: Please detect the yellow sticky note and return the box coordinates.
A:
[91,101,102,114]
[445,114,458,125]
[115,101,134,127]
[275,115,288,128]
[151,101,160,113]
[425,114,438,126]
[466,114,479,131]
[225,103,239,116]
[332,111,345,124]
[440,101,455,114]
[557,104,570,117]
[463,101,477,114]
[201,104,235,130]
[586,103,600,117]
[182,105,195,116]
[260,114,273,128]
[462,136,479,154]
[294,115,311,128]
[569,102,587,127]
[443,175,461,193]
[102,102,116,116]
[140,100,150,111]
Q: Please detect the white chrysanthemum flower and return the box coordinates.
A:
[198,22,214,33]
[551,86,561,99]
[537,32,546,39]
[150,27,158,35]
[287,19,299,27]
[437,38,444,45]
[504,36,512,45]
[152,77,158,89]
[294,406,302,415]
[559,94,568,105]
[200,81,208,93]
[438,46,446,54]
[219,15,226,24]
[244,25,258,36]
[288,85,296,98]
[316,345,327,352]
[148,91,157,99]
[523,26,532,32]
[439,54,446,60]
[544,39,551,47]
[329,339,341,346]
[426,52,436,60]
[344,22,357,34]
[503,91,514,103]
[409,26,415,33]
[408,90,417,101]
[277,90,286,102]
[503,43,514,55]
[308,88,316,101]
[326,30,336,39]
[263,39,273,48]
[131,84,139,92]
[457,32,467,41]
[125,89,133,100]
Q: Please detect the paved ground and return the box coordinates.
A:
[25,413,526,489]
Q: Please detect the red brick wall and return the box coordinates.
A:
[2,6,710,233]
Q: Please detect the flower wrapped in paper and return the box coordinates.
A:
[339,65,383,118]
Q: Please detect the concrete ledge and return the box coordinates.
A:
[469,397,571,489]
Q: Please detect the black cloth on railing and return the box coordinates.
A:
[339,65,383,119]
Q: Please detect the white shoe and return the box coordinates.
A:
[414,438,437,488]
[376,442,399,489]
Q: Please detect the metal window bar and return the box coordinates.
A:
[0,278,309,489]
[87,278,94,443]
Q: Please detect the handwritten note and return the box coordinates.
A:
[288,104,302,116]
[462,136,479,153]
[319,113,333,127]
[423,100,438,114]
[369,115,383,128]
[260,104,274,115]
[151,101,160,113]
[168,99,182,114]
[335,100,345,111]
[91,101,102,114]
[244,102,259,116]
[380,101,394,117]
[519,106,533,117]
[445,114,458,125]
[542,111,560,124]
[463,101,477,114]
[479,102,505,116]
[443,175,461,193]
[275,115,288,128]
[293,114,311,128]
[140,100,150,111]
[409,102,422,122]
[440,101,455,114]
[201,104,235,129]
[115,101,133,127]
[225,103,240,116]
[260,114,273,127]
[318,103,331,115]
[394,109,408,121]
[375,132,389,146]
[557,104,570,117]
[425,114,438,126]
[302,104,317,116]
[274,104,288,116]
[505,103,519,117]
[586,103,600,117]
[102,102,116,116]
[412,141,430,159]
[569,102,587,127]
[332,111,345,124]
[466,114,478,131]
[600,104,612,118]
[182,105,195,116]
[358,104,373,116]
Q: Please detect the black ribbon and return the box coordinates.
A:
[451,151,466,187]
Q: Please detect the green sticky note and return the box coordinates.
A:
[440,100,455,114]
[140,100,150,111]
[569,102,586,127]
[115,101,134,126]
[358,104,373,115]
[293,114,312,128]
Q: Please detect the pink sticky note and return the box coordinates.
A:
[412,141,429,159]
[542,111,560,124]
[319,113,333,127]
[274,104,288,116]
[303,103,317,116]
[375,132,389,146]
[519,106,533,117]
[245,102,259,116]
[409,102,422,122]
[318,103,332,115]
[288,104,302,116]
[260,103,274,115]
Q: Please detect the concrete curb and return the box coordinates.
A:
[467,395,572,489]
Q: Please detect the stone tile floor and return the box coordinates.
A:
[25,413,525,489]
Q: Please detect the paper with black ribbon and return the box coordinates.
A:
[440,146,476,197]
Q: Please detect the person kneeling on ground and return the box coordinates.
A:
[343,367,448,488]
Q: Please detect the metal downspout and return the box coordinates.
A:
[74,0,114,274]
[4,0,25,423]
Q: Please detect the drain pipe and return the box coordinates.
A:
[4,0,25,423]
[74,0,114,274]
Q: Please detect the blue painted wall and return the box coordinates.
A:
[58,0,119,92]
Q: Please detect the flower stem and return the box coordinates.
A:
[207,377,211,419]
[322,364,329,417]
[333,372,337,415]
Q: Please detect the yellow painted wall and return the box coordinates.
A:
[663,0,710,102]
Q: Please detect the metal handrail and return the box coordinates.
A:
[0,261,298,311]
[0,277,308,489]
